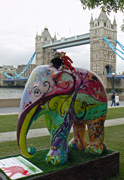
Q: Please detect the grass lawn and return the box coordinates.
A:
[0,115,46,132]
[0,107,124,133]
[106,107,124,120]
[0,125,124,179]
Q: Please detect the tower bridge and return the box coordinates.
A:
[3,11,124,90]
[35,11,119,89]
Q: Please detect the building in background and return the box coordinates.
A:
[0,64,36,87]
[17,64,36,78]
[0,65,17,86]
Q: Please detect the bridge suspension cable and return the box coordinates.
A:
[103,36,124,60]
[14,72,30,79]
[3,52,36,79]
[116,40,124,51]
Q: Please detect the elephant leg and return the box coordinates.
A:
[46,137,69,165]
[46,119,72,165]
[69,122,87,150]
[85,115,106,155]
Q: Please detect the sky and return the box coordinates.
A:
[0,0,124,73]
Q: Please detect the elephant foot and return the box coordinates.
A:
[69,138,87,150]
[85,143,106,155]
[46,147,68,165]
[68,138,78,150]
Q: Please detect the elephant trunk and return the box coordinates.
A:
[17,105,38,158]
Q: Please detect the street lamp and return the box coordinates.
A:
[110,72,116,93]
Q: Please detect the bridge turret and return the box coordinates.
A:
[54,32,57,41]
[90,11,117,88]
[113,16,117,27]
[41,27,52,42]
[35,27,54,66]
[113,16,117,41]
[90,14,94,29]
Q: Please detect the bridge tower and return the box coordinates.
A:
[90,11,117,82]
[35,27,56,66]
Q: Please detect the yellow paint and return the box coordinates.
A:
[48,95,72,115]
[41,105,46,110]
[19,105,38,158]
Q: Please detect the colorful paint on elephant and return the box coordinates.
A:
[17,65,107,165]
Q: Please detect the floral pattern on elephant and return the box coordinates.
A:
[17,65,107,165]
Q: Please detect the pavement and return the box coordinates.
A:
[0,101,124,143]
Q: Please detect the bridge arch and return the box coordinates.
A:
[103,65,113,75]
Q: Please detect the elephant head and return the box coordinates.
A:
[17,65,107,165]
[17,65,76,158]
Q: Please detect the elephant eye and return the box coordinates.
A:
[31,86,41,97]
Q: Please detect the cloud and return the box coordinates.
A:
[0,0,123,74]
[58,45,90,69]
[0,46,35,68]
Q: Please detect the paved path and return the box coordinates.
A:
[0,118,124,143]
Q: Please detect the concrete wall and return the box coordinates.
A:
[0,98,21,108]
[1,95,124,108]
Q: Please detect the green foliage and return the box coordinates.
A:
[121,19,124,32]
[80,0,124,13]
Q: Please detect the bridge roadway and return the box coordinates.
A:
[42,33,90,50]
[0,101,124,143]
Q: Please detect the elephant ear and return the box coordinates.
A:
[48,71,76,96]
[77,70,107,102]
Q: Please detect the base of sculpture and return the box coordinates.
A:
[0,149,119,180]
[30,151,119,180]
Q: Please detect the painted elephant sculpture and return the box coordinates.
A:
[17,65,107,165]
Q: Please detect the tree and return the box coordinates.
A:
[80,0,124,13]
[121,19,124,32]
[80,0,124,31]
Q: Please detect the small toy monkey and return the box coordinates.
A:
[60,52,76,75]
[50,52,64,70]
